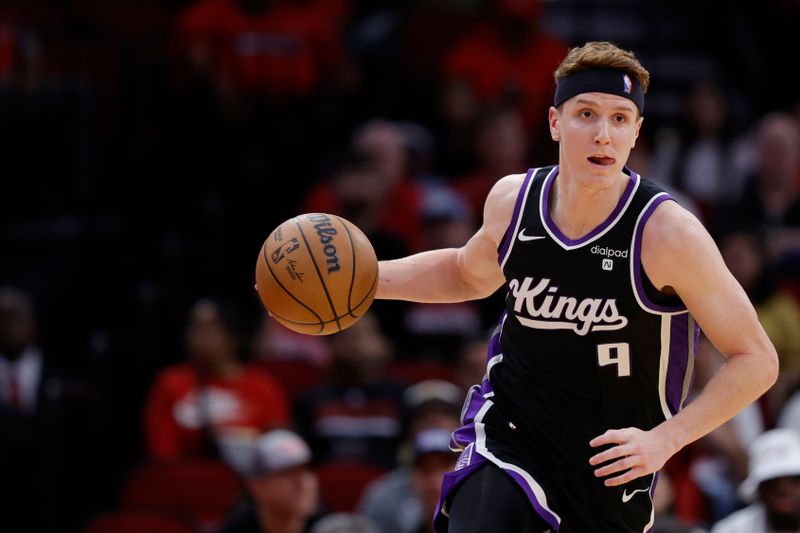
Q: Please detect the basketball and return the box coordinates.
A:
[254,213,379,335]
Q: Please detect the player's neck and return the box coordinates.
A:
[549,168,629,240]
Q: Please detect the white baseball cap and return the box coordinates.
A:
[413,428,455,463]
[739,428,800,501]
[220,429,313,478]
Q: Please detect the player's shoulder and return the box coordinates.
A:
[485,167,551,206]
[482,172,528,227]
[490,172,527,197]
[643,197,710,254]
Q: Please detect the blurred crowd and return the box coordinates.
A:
[1,0,799,532]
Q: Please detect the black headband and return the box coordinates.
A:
[554,68,644,114]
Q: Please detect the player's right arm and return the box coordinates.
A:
[375,174,524,303]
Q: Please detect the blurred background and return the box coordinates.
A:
[1,0,799,532]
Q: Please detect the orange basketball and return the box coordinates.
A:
[255,213,379,335]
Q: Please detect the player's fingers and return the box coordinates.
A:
[603,467,645,487]
[589,445,630,466]
[590,428,628,447]
[593,456,633,478]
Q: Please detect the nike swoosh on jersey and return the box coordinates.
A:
[621,487,650,503]
[518,229,547,242]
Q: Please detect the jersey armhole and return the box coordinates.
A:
[497,167,538,267]
[630,193,688,314]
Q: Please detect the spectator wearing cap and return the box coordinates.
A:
[218,429,321,533]
[358,381,462,533]
[412,428,458,533]
[402,379,464,443]
[710,428,800,533]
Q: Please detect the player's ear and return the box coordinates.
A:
[632,115,644,148]
[549,106,560,142]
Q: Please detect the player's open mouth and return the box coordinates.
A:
[588,156,615,166]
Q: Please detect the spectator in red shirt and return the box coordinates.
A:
[143,297,290,462]
[176,0,344,106]
[440,0,568,135]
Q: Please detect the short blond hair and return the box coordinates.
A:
[554,41,650,94]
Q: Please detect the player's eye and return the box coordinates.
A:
[614,114,627,123]
[581,110,593,118]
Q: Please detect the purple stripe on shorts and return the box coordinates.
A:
[541,167,637,246]
[632,194,686,313]
[497,167,536,265]
[505,469,561,529]
[434,454,487,529]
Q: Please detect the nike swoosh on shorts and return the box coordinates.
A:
[621,487,650,503]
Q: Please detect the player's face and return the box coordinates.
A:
[759,475,800,529]
[249,466,319,516]
[549,92,643,189]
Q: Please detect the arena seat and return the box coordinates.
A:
[121,459,242,530]
[315,462,388,513]
[81,510,197,533]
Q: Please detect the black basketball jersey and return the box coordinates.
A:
[483,165,699,531]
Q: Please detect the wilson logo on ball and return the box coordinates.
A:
[308,213,341,273]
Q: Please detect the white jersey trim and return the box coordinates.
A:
[658,315,673,421]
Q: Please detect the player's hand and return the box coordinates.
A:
[588,427,677,487]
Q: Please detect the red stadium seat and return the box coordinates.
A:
[81,510,197,533]
[315,462,388,513]
[121,459,243,530]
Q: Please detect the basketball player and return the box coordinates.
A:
[375,41,778,532]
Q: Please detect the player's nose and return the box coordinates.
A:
[594,121,611,144]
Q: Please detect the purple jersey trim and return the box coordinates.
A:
[540,166,639,248]
[665,314,698,415]
[631,193,688,313]
[497,167,539,266]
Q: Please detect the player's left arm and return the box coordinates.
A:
[589,200,779,487]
